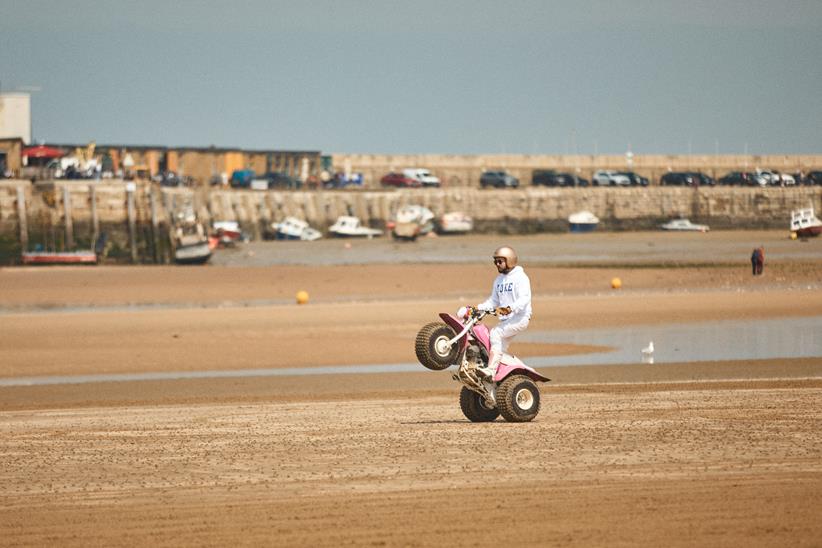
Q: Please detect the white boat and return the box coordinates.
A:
[274,217,322,241]
[391,205,435,240]
[174,240,212,264]
[173,209,211,264]
[328,216,383,238]
[790,207,822,238]
[568,211,599,233]
[212,220,241,238]
[660,218,710,232]
[437,211,473,234]
[212,220,243,245]
[173,229,211,264]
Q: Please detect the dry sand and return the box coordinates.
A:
[1,231,821,546]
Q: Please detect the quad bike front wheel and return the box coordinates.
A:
[496,375,541,422]
[459,386,500,422]
[415,322,459,371]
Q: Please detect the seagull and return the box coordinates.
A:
[641,341,654,364]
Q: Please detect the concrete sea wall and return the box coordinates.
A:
[206,185,822,233]
[1,179,820,263]
[331,153,822,188]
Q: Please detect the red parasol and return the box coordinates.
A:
[22,145,65,159]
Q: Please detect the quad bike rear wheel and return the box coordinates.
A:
[496,374,541,422]
[459,386,500,422]
[415,322,459,371]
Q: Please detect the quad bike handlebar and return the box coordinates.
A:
[447,307,496,348]
[465,306,497,320]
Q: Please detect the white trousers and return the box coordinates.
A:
[488,315,530,368]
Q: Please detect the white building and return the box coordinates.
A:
[0,92,31,144]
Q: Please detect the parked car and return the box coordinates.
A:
[155,171,189,187]
[230,169,256,188]
[618,172,649,186]
[531,170,588,187]
[266,171,301,189]
[755,169,795,186]
[403,168,441,187]
[660,171,714,187]
[779,172,796,186]
[480,170,519,188]
[325,172,364,189]
[592,170,631,186]
[717,171,767,186]
[380,172,421,188]
[806,171,822,186]
[789,172,806,185]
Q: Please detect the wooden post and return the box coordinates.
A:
[162,188,171,213]
[191,189,199,222]
[149,189,159,263]
[248,195,261,241]
[63,185,74,249]
[16,186,28,252]
[126,182,137,263]
[90,184,99,246]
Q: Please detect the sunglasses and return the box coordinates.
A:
[493,258,506,265]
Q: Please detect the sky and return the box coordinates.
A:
[1,0,822,155]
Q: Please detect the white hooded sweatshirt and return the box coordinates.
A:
[477,265,532,322]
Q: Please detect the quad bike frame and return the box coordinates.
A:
[415,309,550,422]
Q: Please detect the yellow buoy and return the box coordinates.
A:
[611,277,622,289]
[790,232,798,240]
[296,290,309,305]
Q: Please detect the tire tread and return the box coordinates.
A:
[497,374,541,422]
[414,322,458,371]
[459,386,499,422]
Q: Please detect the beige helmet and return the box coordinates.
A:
[493,246,518,269]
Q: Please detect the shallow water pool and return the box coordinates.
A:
[522,316,822,367]
[1,316,819,387]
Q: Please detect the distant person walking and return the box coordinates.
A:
[751,246,765,276]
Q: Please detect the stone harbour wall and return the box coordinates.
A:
[204,185,821,233]
[1,179,820,263]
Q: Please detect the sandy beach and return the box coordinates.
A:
[1,230,821,546]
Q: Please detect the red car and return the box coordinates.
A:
[380,172,421,188]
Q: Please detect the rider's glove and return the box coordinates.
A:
[495,306,512,316]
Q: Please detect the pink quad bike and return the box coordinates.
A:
[415,308,550,423]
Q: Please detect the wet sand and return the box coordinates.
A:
[1,231,822,546]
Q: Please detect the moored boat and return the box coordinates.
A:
[568,211,600,233]
[274,217,322,241]
[328,216,383,238]
[21,250,97,265]
[790,207,822,238]
[174,240,212,264]
[391,205,435,240]
[212,221,243,245]
[660,218,710,232]
[436,211,473,234]
[172,213,211,264]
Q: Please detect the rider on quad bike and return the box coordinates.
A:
[414,246,545,422]
[467,246,532,379]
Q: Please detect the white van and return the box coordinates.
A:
[402,168,441,187]
[592,170,631,186]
